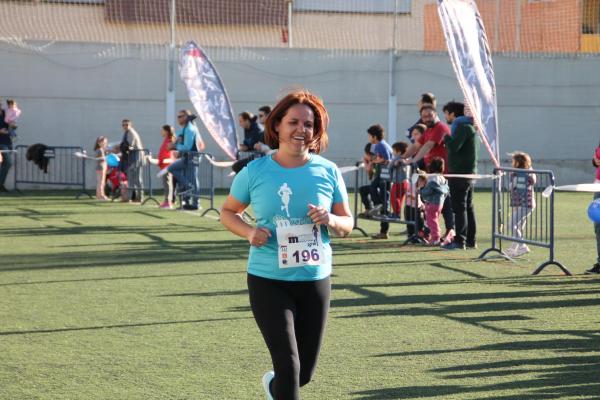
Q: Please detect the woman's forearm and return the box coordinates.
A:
[327,214,354,237]
[220,208,253,241]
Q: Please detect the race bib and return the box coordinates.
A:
[276,222,325,269]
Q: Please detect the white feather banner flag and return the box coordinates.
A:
[179,41,238,160]
[438,0,500,167]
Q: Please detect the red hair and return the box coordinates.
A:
[263,90,329,154]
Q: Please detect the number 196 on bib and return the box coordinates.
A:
[292,249,320,263]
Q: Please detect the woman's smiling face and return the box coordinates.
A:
[275,103,315,158]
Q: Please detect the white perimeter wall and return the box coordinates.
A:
[1,43,599,189]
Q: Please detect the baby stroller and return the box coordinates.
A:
[105,153,128,201]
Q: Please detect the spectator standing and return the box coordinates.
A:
[4,99,21,140]
[406,93,435,171]
[586,142,600,274]
[406,93,436,143]
[94,136,109,200]
[389,141,411,220]
[506,152,536,258]
[404,172,425,244]
[418,157,449,245]
[157,125,176,209]
[118,119,145,203]
[159,110,205,210]
[358,142,376,216]
[442,101,479,250]
[0,100,12,192]
[404,105,455,243]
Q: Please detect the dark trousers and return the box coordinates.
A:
[441,194,455,233]
[359,184,372,210]
[369,176,383,206]
[405,205,424,237]
[0,144,13,187]
[374,178,391,234]
[448,178,476,246]
[595,192,600,263]
[169,155,199,207]
[248,274,330,400]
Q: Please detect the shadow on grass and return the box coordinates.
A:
[0,269,246,287]
[333,258,475,270]
[158,289,249,298]
[0,223,218,238]
[428,261,487,279]
[352,379,600,399]
[379,330,600,358]
[0,316,252,336]
[0,239,250,272]
[327,272,600,336]
[335,293,600,333]
[355,333,600,399]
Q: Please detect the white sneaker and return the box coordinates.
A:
[512,244,530,257]
[505,243,529,258]
[504,243,519,258]
[156,168,168,178]
[261,371,274,400]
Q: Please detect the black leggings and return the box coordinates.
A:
[247,274,331,400]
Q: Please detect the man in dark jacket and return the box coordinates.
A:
[442,101,479,250]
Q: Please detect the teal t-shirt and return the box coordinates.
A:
[229,153,348,281]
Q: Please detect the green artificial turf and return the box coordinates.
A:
[1,191,599,399]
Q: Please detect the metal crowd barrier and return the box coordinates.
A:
[351,161,370,236]
[179,151,219,217]
[372,162,424,244]
[13,144,91,198]
[351,160,422,242]
[237,150,264,160]
[478,167,569,275]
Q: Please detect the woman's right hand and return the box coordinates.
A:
[247,227,271,247]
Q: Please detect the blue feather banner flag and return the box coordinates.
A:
[179,41,238,160]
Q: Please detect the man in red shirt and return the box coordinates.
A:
[404,105,449,171]
[404,104,455,243]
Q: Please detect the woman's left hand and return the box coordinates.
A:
[307,204,331,226]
